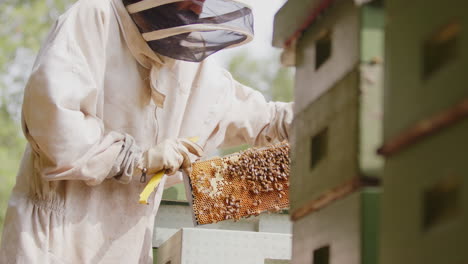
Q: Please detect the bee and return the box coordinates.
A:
[274,183,284,191]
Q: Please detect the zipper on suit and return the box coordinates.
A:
[139,103,159,183]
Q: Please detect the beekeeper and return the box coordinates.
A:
[0,0,293,263]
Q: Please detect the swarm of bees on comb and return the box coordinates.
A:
[188,143,290,225]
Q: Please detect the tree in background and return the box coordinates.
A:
[0,0,75,236]
[228,51,294,102]
[219,50,294,155]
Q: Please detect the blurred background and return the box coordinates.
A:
[0,0,293,236]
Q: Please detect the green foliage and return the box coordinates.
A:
[227,50,294,102]
[0,0,74,237]
[271,65,295,102]
[0,0,73,74]
[0,105,25,235]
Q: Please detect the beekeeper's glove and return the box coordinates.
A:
[139,138,204,177]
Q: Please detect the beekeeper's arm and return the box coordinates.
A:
[217,71,293,148]
[22,1,201,186]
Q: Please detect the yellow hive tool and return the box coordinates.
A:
[139,137,199,204]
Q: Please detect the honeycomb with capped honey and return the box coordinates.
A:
[188,143,290,225]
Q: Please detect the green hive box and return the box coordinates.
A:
[380,119,468,264]
[292,70,360,213]
[380,0,468,263]
[292,188,380,264]
[274,0,384,214]
[383,0,468,140]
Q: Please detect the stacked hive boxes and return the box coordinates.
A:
[273,0,384,263]
[379,0,468,263]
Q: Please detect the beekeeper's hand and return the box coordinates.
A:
[139,138,203,176]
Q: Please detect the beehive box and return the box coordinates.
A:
[274,0,384,217]
[156,228,292,264]
[274,0,366,114]
[152,200,292,249]
[291,70,360,213]
[379,1,468,262]
[293,0,359,114]
[380,118,468,263]
[184,144,290,225]
[291,188,380,264]
[383,0,468,141]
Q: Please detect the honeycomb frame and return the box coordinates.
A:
[185,143,290,225]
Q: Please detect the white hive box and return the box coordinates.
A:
[156,228,292,264]
[153,201,292,248]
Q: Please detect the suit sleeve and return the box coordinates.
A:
[22,1,141,186]
[216,70,293,148]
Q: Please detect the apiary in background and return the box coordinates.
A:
[274,0,384,219]
[379,0,468,263]
[273,0,384,263]
[275,0,468,263]
[277,0,361,113]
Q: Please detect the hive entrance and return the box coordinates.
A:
[188,144,290,225]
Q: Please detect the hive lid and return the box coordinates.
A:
[272,0,379,66]
[273,0,322,49]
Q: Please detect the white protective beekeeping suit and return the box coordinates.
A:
[0,0,293,263]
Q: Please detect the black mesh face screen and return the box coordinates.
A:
[148,30,248,62]
[125,0,254,62]
[133,3,202,33]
